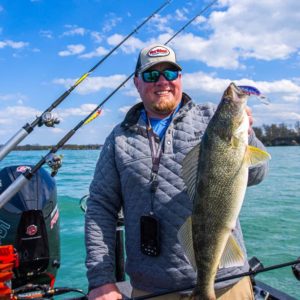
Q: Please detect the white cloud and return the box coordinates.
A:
[253,102,300,126]
[0,40,29,49]
[183,71,300,100]
[102,14,122,33]
[53,74,128,94]
[0,93,27,102]
[80,46,109,59]
[62,25,86,37]
[90,31,103,43]
[58,44,85,56]
[107,34,145,54]
[169,0,300,69]
[40,30,53,39]
[57,104,98,118]
[118,106,132,114]
[174,8,189,21]
[0,106,40,126]
[148,14,173,34]
[181,71,300,126]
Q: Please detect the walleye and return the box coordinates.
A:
[178,83,271,300]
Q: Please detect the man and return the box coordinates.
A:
[85,43,268,300]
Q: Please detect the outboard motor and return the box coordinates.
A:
[0,166,60,288]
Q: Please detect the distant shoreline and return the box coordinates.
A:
[10,144,103,151]
[4,139,300,151]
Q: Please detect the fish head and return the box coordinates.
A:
[212,83,250,144]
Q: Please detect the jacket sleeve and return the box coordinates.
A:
[85,130,122,290]
[247,130,269,186]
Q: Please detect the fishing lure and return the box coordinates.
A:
[238,85,270,104]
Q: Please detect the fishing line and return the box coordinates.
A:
[128,258,300,300]
[0,0,171,161]
[0,0,218,207]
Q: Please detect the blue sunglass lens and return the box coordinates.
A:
[142,70,179,82]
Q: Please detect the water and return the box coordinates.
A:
[0,147,299,298]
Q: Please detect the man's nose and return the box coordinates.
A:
[156,73,169,84]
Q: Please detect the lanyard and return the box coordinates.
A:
[146,117,165,214]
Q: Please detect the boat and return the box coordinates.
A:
[0,165,299,299]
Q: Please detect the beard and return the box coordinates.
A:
[151,98,178,115]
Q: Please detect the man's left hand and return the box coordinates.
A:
[246,106,253,134]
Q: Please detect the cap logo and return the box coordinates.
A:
[147,46,170,57]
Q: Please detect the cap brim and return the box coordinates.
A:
[139,61,182,73]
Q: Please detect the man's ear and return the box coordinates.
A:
[133,76,139,90]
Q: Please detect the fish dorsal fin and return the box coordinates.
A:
[245,145,271,167]
[219,234,245,268]
[177,216,197,271]
[182,144,201,201]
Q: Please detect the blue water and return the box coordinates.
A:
[0,147,299,298]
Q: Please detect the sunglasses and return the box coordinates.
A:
[140,69,180,83]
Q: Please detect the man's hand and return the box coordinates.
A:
[246,106,253,134]
[88,283,122,300]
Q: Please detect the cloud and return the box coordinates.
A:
[40,30,53,39]
[174,8,189,21]
[118,106,132,114]
[148,14,173,34]
[102,14,122,33]
[183,71,300,99]
[62,25,86,37]
[170,0,300,69]
[0,106,41,126]
[80,46,109,59]
[0,40,29,49]
[58,44,85,56]
[181,71,300,126]
[253,102,300,126]
[90,31,103,43]
[107,34,145,54]
[0,93,28,102]
[57,104,98,118]
[53,74,128,94]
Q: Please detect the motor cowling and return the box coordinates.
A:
[0,166,60,288]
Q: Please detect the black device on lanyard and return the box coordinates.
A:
[140,118,164,257]
[140,214,160,256]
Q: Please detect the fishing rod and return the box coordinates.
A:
[128,257,300,300]
[0,0,218,207]
[0,0,171,162]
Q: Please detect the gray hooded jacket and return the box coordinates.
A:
[85,93,268,293]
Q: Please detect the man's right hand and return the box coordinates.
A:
[88,283,123,300]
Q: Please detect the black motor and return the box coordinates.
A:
[0,166,60,288]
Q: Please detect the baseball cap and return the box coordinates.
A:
[135,44,182,75]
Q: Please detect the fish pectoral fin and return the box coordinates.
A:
[177,217,197,271]
[182,143,201,201]
[219,234,245,268]
[245,145,271,167]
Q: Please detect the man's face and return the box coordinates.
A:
[134,62,182,118]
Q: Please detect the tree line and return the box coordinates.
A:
[253,121,300,146]
[7,121,300,150]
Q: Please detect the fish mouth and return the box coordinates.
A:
[225,83,249,104]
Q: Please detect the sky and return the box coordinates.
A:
[0,0,299,146]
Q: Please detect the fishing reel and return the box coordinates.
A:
[38,112,60,128]
[45,154,63,177]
